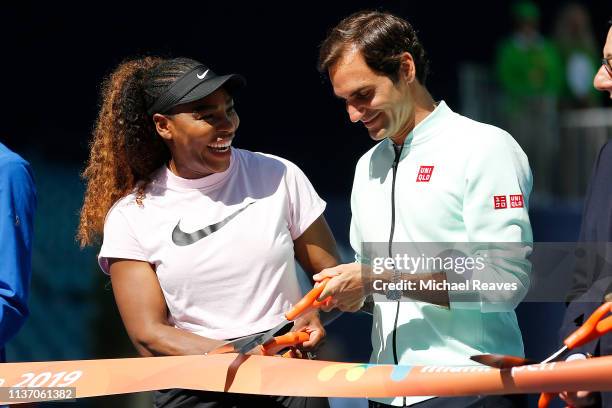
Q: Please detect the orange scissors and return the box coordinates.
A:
[537,301,612,408]
[207,279,331,357]
[472,301,612,408]
[234,278,331,355]
[207,331,311,357]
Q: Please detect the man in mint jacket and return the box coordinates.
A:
[314,11,532,408]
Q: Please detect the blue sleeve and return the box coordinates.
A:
[0,158,36,350]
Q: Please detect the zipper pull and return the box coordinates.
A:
[392,144,403,167]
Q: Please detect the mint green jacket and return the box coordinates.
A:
[350,102,533,406]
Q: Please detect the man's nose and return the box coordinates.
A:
[593,65,612,95]
[347,103,364,123]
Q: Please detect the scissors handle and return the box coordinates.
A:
[537,392,554,408]
[285,278,331,321]
[261,332,310,355]
[565,302,612,349]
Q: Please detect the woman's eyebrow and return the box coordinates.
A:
[193,97,234,112]
[193,103,217,112]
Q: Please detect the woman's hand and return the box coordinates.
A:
[291,310,325,350]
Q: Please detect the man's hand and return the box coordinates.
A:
[313,263,368,312]
[558,391,598,408]
[291,310,325,350]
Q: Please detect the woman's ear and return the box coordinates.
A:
[152,113,173,141]
[399,52,416,84]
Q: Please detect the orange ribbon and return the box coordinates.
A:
[1,354,612,403]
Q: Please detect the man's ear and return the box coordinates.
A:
[152,113,174,141]
[399,52,416,84]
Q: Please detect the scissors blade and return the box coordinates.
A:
[470,353,535,369]
[236,279,332,355]
[206,332,269,355]
[236,320,291,355]
[541,345,568,363]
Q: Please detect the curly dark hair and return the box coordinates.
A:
[318,10,430,84]
[77,57,202,247]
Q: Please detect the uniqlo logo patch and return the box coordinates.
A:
[510,194,524,208]
[494,195,507,209]
[416,165,434,182]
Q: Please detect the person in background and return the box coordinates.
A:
[0,142,36,363]
[557,21,612,408]
[495,0,563,200]
[553,2,601,109]
[495,1,564,104]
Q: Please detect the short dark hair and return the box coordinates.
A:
[318,10,429,84]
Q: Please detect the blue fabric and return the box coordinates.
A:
[560,141,612,407]
[0,143,36,362]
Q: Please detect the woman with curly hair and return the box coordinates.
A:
[78,56,336,408]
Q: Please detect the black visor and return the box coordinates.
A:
[147,64,246,115]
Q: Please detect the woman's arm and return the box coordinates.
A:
[293,215,340,278]
[108,258,225,357]
[291,215,341,348]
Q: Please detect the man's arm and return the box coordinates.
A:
[458,130,533,312]
[0,158,36,351]
[566,142,612,304]
[560,142,612,355]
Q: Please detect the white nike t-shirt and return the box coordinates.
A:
[98,148,326,340]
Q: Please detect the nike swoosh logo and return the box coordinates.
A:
[196,69,210,80]
[172,202,255,246]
